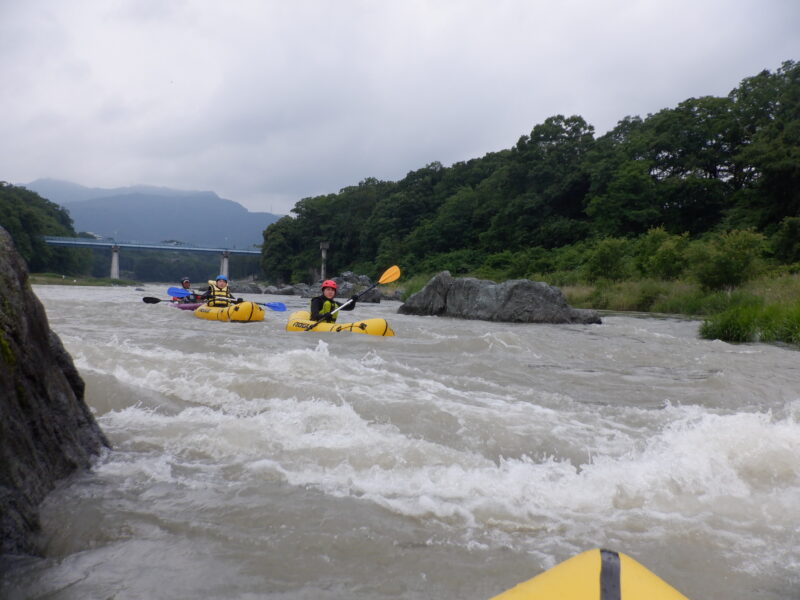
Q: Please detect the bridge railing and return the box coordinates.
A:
[43,236,261,255]
[42,236,261,278]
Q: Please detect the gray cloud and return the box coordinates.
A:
[1,0,799,214]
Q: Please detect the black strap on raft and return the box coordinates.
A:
[600,549,621,600]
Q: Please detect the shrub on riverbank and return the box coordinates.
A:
[561,279,768,316]
[561,272,800,311]
[699,301,800,344]
[559,272,800,346]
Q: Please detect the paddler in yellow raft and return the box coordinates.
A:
[309,279,356,323]
[192,275,265,322]
[286,266,400,335]
[202,274,240,306]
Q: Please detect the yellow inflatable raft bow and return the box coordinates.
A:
[490,548,690,600]
[285,310,394,336]
[193,301,265,322]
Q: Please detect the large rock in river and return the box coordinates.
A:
[398,271,601,324]
[0,226,109,556]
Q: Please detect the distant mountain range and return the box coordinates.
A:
[24,178,282,249]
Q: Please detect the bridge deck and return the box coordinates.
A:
[43,236,260,255]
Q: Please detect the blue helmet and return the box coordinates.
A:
[215,275,228,282]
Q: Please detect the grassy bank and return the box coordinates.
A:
[29,273,141,286]
[560,273,800,346]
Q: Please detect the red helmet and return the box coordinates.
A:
[321,279,337,290]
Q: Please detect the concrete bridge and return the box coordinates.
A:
[43,236,260,279]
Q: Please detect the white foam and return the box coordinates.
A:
[32,287,800,594]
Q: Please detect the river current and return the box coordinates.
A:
[1,284,798,599]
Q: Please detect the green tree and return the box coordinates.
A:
[635,227,689,279]
[482,115,594,250]
[404,186,481,258]
[688,230,766,290]
[261,216,303,283]
[0,182,90,274]
[726,61,800,230]
[586,161,661,237]
[771,216,800,264]
[584,237,631,282]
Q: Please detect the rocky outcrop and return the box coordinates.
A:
[0,227,109,556]
[261,272,401,302]
[229,281,262,295]
[260,283,303,296]
[398,271,601,324]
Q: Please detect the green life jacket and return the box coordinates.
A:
[319,298,338,322]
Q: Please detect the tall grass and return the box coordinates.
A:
[561,274,800,316]
[559,278,763,316]
[700,301,800,345]
[557,273,800,346]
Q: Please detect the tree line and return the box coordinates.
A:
[0,182,91,274]
[261,60,800,290]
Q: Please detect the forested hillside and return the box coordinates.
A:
[261,60,800,286]
[0,183,90,274]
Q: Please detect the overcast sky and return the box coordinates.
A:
[2,1,798,215]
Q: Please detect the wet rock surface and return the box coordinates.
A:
[0,227,109,556]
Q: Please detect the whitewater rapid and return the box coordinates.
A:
[1,284,798,599]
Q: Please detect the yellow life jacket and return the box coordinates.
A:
[206,280,234,307]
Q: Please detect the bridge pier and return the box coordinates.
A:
[110,245,120,279]
[219,251,230,278]
[43,237,260,280]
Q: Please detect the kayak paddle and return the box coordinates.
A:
[167,287,192,297]
[258,302,287,311]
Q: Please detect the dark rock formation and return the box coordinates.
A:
[261,283,303,296]
[398,271,601,324]
[229,281,262,295]
[262,272,392,302]
[0,227,109,556]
